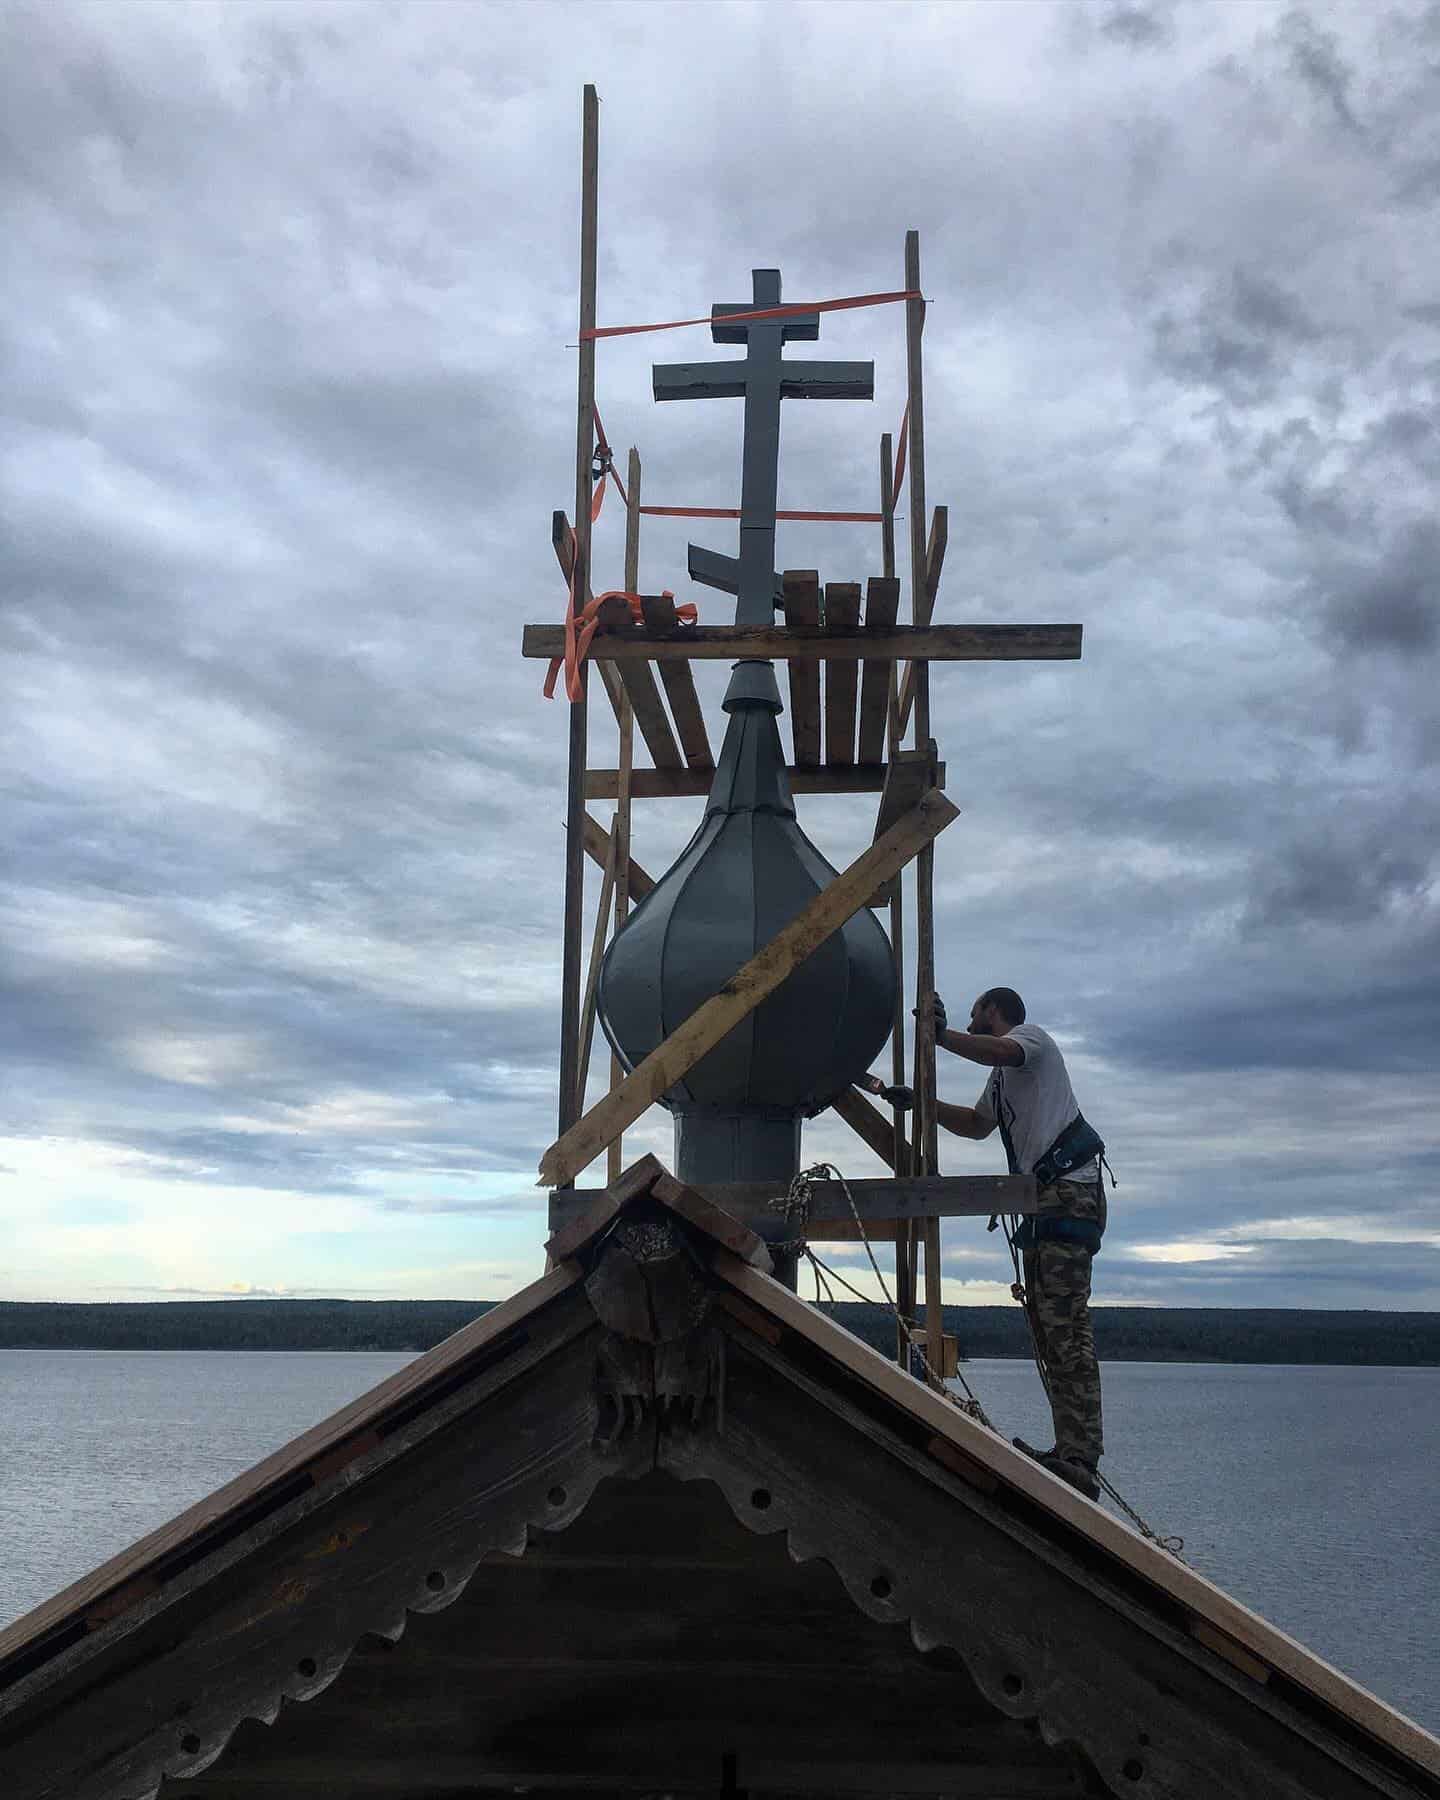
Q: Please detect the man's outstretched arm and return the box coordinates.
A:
[935,1099,997,1141]
[917,994,1024,1067]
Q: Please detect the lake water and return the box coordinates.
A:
[0,1351,1436,1735]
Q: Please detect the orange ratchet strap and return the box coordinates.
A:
[544,590,697,702]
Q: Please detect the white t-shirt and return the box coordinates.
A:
[972,1023,1097,1184]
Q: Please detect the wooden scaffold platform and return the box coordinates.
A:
[522,87,1083,1381]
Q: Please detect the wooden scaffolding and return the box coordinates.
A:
[522,87,1083,1380]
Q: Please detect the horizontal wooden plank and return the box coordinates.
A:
[523,623,1084,662]
[897,505,951,734]
[681,1174,1038,1224]
[550,1174,1035,1236]
[586,761,946,800]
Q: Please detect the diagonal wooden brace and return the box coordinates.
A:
[538,788,961,1188]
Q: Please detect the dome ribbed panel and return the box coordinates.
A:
[596,688,896,1139]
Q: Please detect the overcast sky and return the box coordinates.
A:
[4,0,1438,1311]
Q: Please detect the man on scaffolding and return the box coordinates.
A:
[920,987,1108,1502]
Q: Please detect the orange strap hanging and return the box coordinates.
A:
[582,288,922,342]
[544,590,697,702]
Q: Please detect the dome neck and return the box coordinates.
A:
[706,662,793,819]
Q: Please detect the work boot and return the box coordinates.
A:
[1013,1437,1101,1502]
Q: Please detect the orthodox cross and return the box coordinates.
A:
[653,269,873,628]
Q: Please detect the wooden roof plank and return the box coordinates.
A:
[615,657,684,770]
[857,575,901,765]
[641,593,714,772]
[823,582,862,766]
[781,570,822,768]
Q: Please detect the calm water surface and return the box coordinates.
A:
[1,1351,1436,1734]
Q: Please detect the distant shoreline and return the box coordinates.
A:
[2,1299,1437,1365]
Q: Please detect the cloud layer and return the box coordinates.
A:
[3,0,1438,1306]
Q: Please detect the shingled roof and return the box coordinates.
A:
[3,1155,1437,1800]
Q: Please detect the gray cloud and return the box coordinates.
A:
[3,0,1440,1306]
[1099,7,1174,51]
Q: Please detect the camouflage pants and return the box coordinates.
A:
[1022,1177,1104,1467]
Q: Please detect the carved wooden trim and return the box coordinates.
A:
[661,1328,1432,1800]
[1,1306,640,1800]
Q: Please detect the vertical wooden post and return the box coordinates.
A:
[558,84,599,1166]
[880,426,912,1356]
[903,229,945,1382]
[607,446,641,1183]
[889,886,914,1361]
[576,819,619,1107]
[880,432,896,582]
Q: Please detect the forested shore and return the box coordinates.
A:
[2,1298,1438,1364]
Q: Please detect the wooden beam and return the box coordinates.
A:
[857,576,901,765]
[586,762,946,800]
[550,1173,1036,1236]
[523,621,1082,663]
[831,1086,911,1172]
[823,581,861,765]
[782,570,822,767]
[538,790,960,1187]
[609,448,641,1183]
[806,1173,1036,1217]
[642,592,713,770]
[897,505,950,736]
[574,816,617,1110]
[890,884,913,1350]
[582,809,654,900]
[904,228,945,1383]
[880,431,896,580]
[557,86,599,1159]
[868,748,935,906]
[615,656,684,770]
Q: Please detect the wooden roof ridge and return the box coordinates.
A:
[2,1158,1437,1800]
